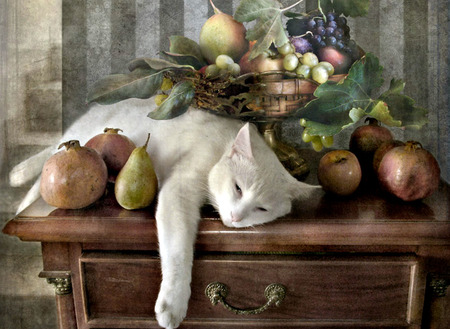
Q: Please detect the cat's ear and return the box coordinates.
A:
[230,123,253,159]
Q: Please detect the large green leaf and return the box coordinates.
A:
[128,57,195,71]
[168,35,207,66]
[234,0,289,60]
[296,53,383,135]
[296,53,428,136]
[376,79,428,129]
[331,0,370,17]
[148,81,195,120]
[87,67,163,105]
[162,51,206,70]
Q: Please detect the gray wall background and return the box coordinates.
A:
[0,0,449,328]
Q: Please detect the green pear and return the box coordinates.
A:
[114,133,158,210]
[199,0,249,64]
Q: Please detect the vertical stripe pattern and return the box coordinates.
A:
[11,0,449,181]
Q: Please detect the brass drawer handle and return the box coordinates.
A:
[205,282,286,315]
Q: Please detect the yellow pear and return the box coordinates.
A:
[114,134,158,210]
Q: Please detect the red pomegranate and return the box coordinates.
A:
[377,141,441,201]
[85,128,136,182]
[40,140,108,209]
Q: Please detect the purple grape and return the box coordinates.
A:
[326,36,337,46]
[334,27,344,40]
[325,27,335,37]
[337,16,347,27]
[289,36,313,54]
[326,12,337,22]
[315,26,325,36]
[327,20,337,29]
[316,18,324,27]
[307,19,316,30]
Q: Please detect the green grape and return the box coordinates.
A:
[311,65,329,84]
[228,63,241,77]
[160,77,173,91]
[301,130,313,143]
[317,61,335,76]
[155,94,168,106]
[277,42,294,56]
[299,118,308,127]
[215,54,234,69]
[301,52,319,67]
[295,64,311,79]
[205,64,220,78]
[321,135,334,148]
[283,53,299,71]
[311,136,323,152]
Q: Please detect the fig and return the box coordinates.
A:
[372,140,405,172]
[377,141,441,201]
[317,46,352,74]
[349,118,393,174]
[85,128,136,182]
[40,140,108,209]
[199,0,249,64]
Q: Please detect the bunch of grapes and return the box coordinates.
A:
[277,40,334,84]
[286,11,359,60]
[300,119,334,152]
[205,54,241,79]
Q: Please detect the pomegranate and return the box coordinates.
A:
[377,141,441,201]
[372,140,405,172]
[349,117,393,174]
[40,140,108,209]
[85,128,136,182]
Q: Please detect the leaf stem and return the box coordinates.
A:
[281,0,305,13]
[317,0,327,21]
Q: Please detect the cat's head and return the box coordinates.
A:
[208,123,317,228]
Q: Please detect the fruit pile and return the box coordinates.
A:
[40,129,158,210]
[317,118,440,201]
[87,0,428,162]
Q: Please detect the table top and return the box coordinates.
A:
[3,179,449,251]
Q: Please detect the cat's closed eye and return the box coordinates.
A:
[234,183,242,197]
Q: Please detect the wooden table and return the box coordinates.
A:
[3,180,450,329]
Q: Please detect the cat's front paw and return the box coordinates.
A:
[155,284,190,329]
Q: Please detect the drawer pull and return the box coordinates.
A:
[205,282,286,315]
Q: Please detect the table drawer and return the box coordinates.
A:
[78,252,422,328]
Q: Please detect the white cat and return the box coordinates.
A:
[10,97,318,329]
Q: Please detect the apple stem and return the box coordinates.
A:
[209,0,222,15]
[282,0,305,13]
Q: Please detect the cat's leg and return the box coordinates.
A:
[154,175,203,329]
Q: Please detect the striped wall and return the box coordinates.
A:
[3,0,450,182]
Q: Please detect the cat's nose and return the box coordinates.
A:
[230,212,242,223]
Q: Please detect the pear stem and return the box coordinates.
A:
[143,133,151,151]
[209,0,222,15]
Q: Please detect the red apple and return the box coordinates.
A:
[318,150,362,196]
[318,46,352,74]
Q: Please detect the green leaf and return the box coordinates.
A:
[234,0,289,60]
[87,67,163,105]
[162,51,206,70]
[128,57,195,71]
[168,35,207,66]
[367,100,402,127]
[331,0,370,17]
[148,81,195,120]
[378,88,428,129]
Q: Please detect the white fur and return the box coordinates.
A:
[10,97,318,328]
